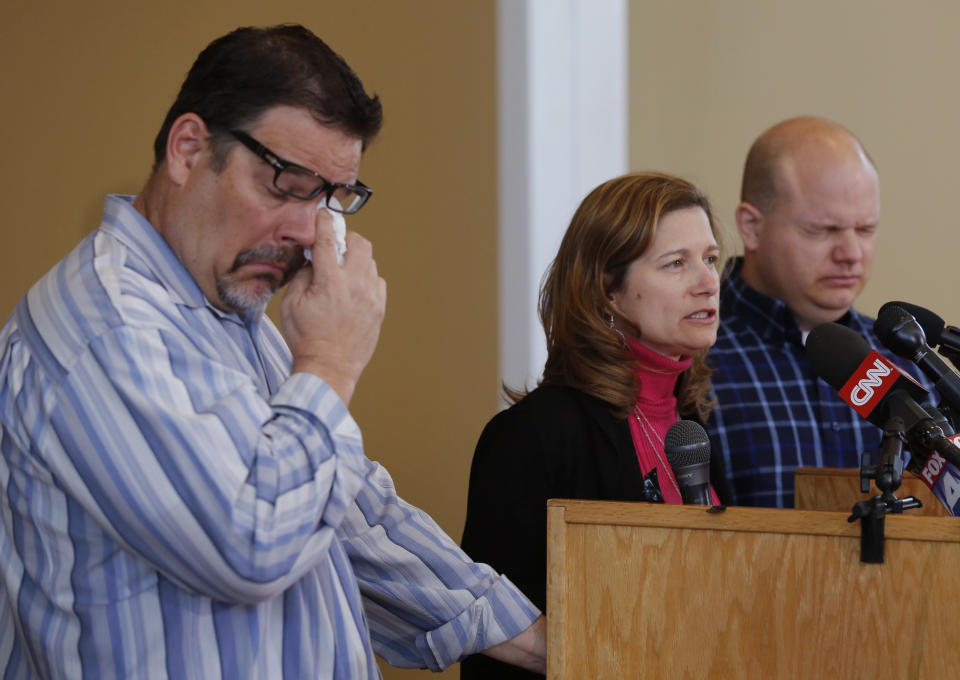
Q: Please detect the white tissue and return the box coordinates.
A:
[304,197,347,265]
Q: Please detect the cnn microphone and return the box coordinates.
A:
[664,420,713,505]
[874,303,960,420]
[883,301,960,369]
[806,322,960,468]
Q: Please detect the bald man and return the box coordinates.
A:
[706,116,932,508]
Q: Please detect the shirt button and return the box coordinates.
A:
[832,422,841,431]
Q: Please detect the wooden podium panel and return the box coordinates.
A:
[794,467,950,517]
[547,500,960,679]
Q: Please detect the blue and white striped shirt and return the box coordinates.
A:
[0,194,538,679]
[707,257,935,508]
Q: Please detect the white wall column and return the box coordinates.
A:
[498,0,629,395]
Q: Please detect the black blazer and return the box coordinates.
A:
[459,383,730,679]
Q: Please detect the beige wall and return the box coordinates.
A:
[0,3,497,678]
[629,0,960,321]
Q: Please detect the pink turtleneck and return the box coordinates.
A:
[624,338,692,505]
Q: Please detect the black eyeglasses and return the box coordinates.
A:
[228,129,372,214]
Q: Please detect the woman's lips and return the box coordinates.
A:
[686,309,717,322]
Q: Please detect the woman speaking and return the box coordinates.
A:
[460,172,732,678]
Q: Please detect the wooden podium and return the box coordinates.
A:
[794,466,951,516]
[546,499,960,679]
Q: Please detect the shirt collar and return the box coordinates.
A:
[625,336,691,402]
[99,194,261,324]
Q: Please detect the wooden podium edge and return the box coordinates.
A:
[546,498,960,543]
[546,503,566,679]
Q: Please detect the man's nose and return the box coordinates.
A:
[833,228,863,263]
[276,199,323,246]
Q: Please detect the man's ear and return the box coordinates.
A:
[735,201,764,252]
[164,113,211,186]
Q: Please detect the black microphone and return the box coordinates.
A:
[806,322,960,468]
[664,420,713,505]
[873,415,906,494]
[882,301,960,369]
[874,303,960,419]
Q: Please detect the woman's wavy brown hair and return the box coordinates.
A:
[517,171,722,421]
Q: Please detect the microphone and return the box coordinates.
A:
[806,322,960,468]
[664,420,713,505]
[882,301,960,369]
[807,322,928,422]
[873,416,906,494]
[874,303,960,421]
[807,322,960,516]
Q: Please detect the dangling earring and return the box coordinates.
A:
[609,313,626,347]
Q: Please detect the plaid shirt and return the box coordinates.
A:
[706,258,934,508]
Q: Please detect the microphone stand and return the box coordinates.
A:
[932,400,960,436]
[935,329,960,372]
[848,416,922,563]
